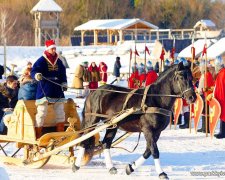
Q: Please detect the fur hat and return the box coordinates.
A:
[45,40,56,50]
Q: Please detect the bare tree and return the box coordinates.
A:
[0,8,17,45]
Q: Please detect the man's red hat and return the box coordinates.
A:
[45,40,56,50]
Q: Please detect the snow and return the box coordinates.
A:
[178,39,217,58]
[0,45,225,180]
[31,0,62,13]
[206,37,225,59]
[74,19,158,31]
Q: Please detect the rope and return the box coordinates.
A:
[112,132,141,153]
[41,75,182,98]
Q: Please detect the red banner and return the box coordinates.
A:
[208,96,221,138]
[174,98,183,126]
[193,94,204,132]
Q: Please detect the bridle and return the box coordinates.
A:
[174,70,193,99]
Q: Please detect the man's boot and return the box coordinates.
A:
[214,121,225,139]
[177,115,182,125]
[56,123,64,132]
[179,112,190,129]
[35,127,42,139]
[197,116,210,133]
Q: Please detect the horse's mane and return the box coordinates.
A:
[155,64,177,83]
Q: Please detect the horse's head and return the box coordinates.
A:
[173,62,197,104]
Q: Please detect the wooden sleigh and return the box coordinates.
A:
[0,98,134,169]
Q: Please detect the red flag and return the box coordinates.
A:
[191,46,195,60]
[134,48,139,56]
[130,49,132,60]
[145,46,150,55]
[170,47,175,59]
[202,44,207,57]
[160,48,165,61]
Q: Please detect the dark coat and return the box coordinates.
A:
[18,81,37,100]
[0,65,4,79]
[113,59,121,77]
[31,56,67,100]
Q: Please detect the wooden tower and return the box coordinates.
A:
[30,0,62,46]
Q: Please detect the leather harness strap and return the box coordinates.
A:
[122,88,139,110]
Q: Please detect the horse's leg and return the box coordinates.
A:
[102,128,118,174]
[72,115,98,172]
[151,132,169,180]
[126,127,152,175]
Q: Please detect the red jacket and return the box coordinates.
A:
[139,73,146,87]
[214,68,225,121]
[99,62,108,83]
[145,70,158,86]
[129,71,140,89]
[204,71,214,98]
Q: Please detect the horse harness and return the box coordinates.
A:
[122,85,172,117]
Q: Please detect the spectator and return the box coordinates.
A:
[82,61,91,97]
[211,56,225,138]
[99,62,108,86]
[58,51,69,68]
[0,64,4,79]
[197,60,214,133]
[0,75,19,134]
[88,62,100,89]
[128,62,140,89]
[113,57,121,82]
[72,62,86,98]
[138,63,146,87]
[145,61,158,86]
[31,39,67,138]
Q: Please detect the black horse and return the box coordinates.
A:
[73,62,197,179]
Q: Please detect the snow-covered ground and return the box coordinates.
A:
[0,46,224,180]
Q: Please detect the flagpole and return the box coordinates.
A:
[144,37,147,75]
[128,48,132,79]
[191,32,195,71]
[204,32,208,137]
[190,32,195,133]
[172,36,175,63]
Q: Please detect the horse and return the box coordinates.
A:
[73,62,197,179]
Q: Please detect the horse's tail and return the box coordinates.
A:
[80,95,96,163]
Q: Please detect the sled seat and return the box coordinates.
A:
[3,98,81,141]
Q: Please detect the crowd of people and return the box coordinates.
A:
[0,39,225,140]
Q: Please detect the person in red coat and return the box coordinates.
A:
[145,61,158,86]
[99,62,108,85]
[138,63,146,87]
[213,56,225,138]
[197,60,215,133]
[88,62,100,89]
[128,63,140,89]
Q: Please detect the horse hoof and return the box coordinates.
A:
[109,167,117,174]
[72,164,80,173]
[159,172,169,180]
[125,164,134,175]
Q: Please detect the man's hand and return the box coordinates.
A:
[35,73,42,81]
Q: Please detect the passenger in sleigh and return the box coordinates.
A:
[128,63,140,89]
[18,62,37,100]
[0,75,19,134]
[31,40,67,139]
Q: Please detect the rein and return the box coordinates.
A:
[41,75,182,98]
